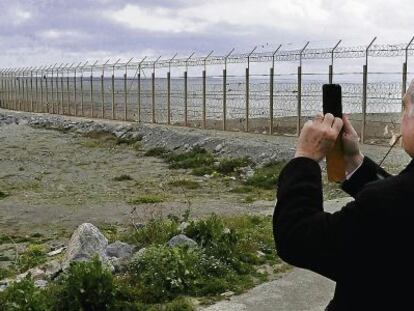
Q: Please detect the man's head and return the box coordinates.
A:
[401,79,414,157]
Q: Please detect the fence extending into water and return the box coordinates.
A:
[1,37,413,144]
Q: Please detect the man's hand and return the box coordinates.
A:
[341,115,364,174]
[294,113,343,162]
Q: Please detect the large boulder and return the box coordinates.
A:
[167,234,198,248]
[106,241,134,259]
[63,223,112,270]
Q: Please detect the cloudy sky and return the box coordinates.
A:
[0,0,413,68]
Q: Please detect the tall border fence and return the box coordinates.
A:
[1,37,413,144]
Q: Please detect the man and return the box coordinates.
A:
[273,80,414,310]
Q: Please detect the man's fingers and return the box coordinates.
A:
[322,113,335,127]
[314,113,324,123]
[342,114,358,135]
[332,117,343,134]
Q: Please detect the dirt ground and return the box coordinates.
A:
[0,123,275,241]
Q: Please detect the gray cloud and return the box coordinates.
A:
[0,0,413,68]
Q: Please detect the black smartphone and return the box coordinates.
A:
[322,84,342,118]
[322,84,345,182]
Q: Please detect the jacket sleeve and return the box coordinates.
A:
[273,157,368,282]
[341,156,391,198]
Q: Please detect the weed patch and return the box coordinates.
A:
[168,179,200,189]
[0,191,8,200]
[128,194,165,205]
[245,160,285,190]
[113,174,134,182]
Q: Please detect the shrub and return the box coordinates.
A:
[165,147,215,170]
[245,161,285,189]
[128,218,180,248]
[53,257,116,311]
[0,278,50,311]
[0,267,13,279]
[129,245,231,302]
[17,244,46,272]
[184,215,247,273]
[217,157,252,175]
[144,147,170,157]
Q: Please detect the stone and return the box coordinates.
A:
[41,260,62,279]
[214,144,224,152]
[28,267,46,280]
[106,241,134,259]
[109,256,130,273]
[47,247,66,257]
[167,234,197,248]
[34,279,48,288]
[178,222,189,232]
[63,223,111,270]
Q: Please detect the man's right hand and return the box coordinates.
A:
[342,115,364,175]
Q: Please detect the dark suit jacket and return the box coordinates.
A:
[273,156,414,310]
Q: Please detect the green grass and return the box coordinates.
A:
[144,147,170,157]
[230,185,254,193]
[245,160,285,190]
[168,179,200,189]
[0,190,8,199]
[113,174,134,182]
[128,194,165,204]
[17,244,47,272]
[217,157,253,175]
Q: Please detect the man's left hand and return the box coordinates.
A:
[294,113,344,162]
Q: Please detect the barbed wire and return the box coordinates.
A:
[1,39,414,74]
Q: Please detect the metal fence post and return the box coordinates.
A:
[151,56,161,124]
[137,57,147,123]
[111,59,121,120]
[57,63,64,114]
[45,66,51,113]
[89,61,98,118]
[184,52,195,127]
[223,48,234,131]
[73,62,81,116]
[246,46,257,132]
[361,37,377,143]
[270,45,282,135]
[0,70,3,108]
[14,70,18,110]
[329,40,342,84]
[29,67,34,112]
[101,59,110,118]
[297,41,309,136]
[60,64,67,114]
[66,64,73,115]
[202,50,214,129]
[38,67,43,113]
[18,69,22,110]
[81,61,89,116]
[167,54,177,125]
[123,58,133,121]
[34,67,40,112]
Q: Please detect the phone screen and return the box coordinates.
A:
[322,84,342,118]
